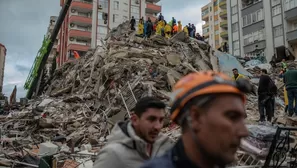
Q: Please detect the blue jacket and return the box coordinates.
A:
[141,139,202,168]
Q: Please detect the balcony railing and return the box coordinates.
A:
[219,0,226,8]
[220,10,227,17]
[220,31,228,38]
[242,0,262,9]
[220,20,227,27]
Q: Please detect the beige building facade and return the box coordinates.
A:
[201,0,228,49]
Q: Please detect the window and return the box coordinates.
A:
[210,6,212,11]
[232,23,238,32]
[243,29,265,45]
[272,5,281,16]
[203,28,209,34]
[215,11,219,15]
[215,40,219,46]
[215,30,219,35]
[113,1,119,10]
[233,40,239,50]
[242,9,263,27]
[97,26,107,34]
[231,6,237,15]
[98,12,103,20]
[272,0,280,6]
[274,25,283,37]
[284,0,297,11]
[215,20,219,25]
[113,14,119,22]
[99,0,108,8]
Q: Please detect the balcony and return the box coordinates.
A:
[69,15,92,26]
[203,32,209,39]
[285,7,297,21]
[241,0,262,9]
[220,10,227,18]
[146,0,160,3]
[219,0,226,9]
[202,13,209,21]
[202,23,209,28]
[146,3,161,14]
[71,0,93,13]
[69,29,91,39]
[220,20,227,28]
[220,31,228,38]
[68,43,90,52]
[287,29,297,44]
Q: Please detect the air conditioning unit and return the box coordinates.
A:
[135,0,139,4]
[98,4,102,10]
[71,9,76,13]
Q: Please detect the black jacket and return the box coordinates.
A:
[258,75,273,95]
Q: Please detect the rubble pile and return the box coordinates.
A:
[0,21,220,167]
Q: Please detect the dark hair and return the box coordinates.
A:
[232,68,238,71]
[134,97,166,117]
[261,69,267,74]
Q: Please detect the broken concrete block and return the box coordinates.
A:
[38,99,53,107]
[166,53,181,66]
[39,142,58,156]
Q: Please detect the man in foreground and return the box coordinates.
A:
[141,71,252,168]
[283,68,297,116]
[93,97,173,168]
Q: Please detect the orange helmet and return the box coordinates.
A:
[170,71,251,122]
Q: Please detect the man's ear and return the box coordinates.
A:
[189,106,203,132]
[131,113,139,125]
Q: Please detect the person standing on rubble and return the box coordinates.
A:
[146,18,153,38]
[93,97,173,168]
[183,26,189,37]
[258,69,277,123]
[164,23,172,38]
[130,16,136,31]
[283,68,297,116]
[138,18,144,36]
[232,68,245,81]
[177,21,182,32]
[141,71,251,168]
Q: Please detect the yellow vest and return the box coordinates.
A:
[232,74,245,81]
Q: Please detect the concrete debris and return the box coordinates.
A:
[0,21,296,167]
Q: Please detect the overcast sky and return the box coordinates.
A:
[0,0,208,100]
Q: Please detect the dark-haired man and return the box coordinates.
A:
[232,68,245,81]
[93,97,173,168]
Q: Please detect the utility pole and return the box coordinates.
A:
[91,0,98,49]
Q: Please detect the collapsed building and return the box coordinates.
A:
[1,21,297,167]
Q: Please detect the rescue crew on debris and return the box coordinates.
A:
[141,71,253,168]
[93,97,173,168]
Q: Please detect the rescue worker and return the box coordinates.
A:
[144,21,148,38]
[283,68,297,116]
[177,21,182,32]
[172,17,176,25]
[93,97,173,168]
[130,16,136,31]
[183,26,188,36]
[232,68,245,81]
[138,19,144,36]
[141,71,252,168]
[146,19,153,38]
[281,58,288,70]
[164,23,172,38]
[258,69,277,122]
[156,20,165,35]
[172,23,178,35]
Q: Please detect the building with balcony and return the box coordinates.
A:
[201,0,229,50]
[227,0,297,62]
[0,43,6,93]
[57,0,161,67]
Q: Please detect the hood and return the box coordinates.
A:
[107,121,173,157]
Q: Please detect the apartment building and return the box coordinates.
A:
[0,43,6,93]
[201,0,228,49]
[57,0,161,67]
[227,0,297,62]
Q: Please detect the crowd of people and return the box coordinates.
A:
[129,13,205,41]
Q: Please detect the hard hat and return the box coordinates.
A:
[169,71,252,122]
